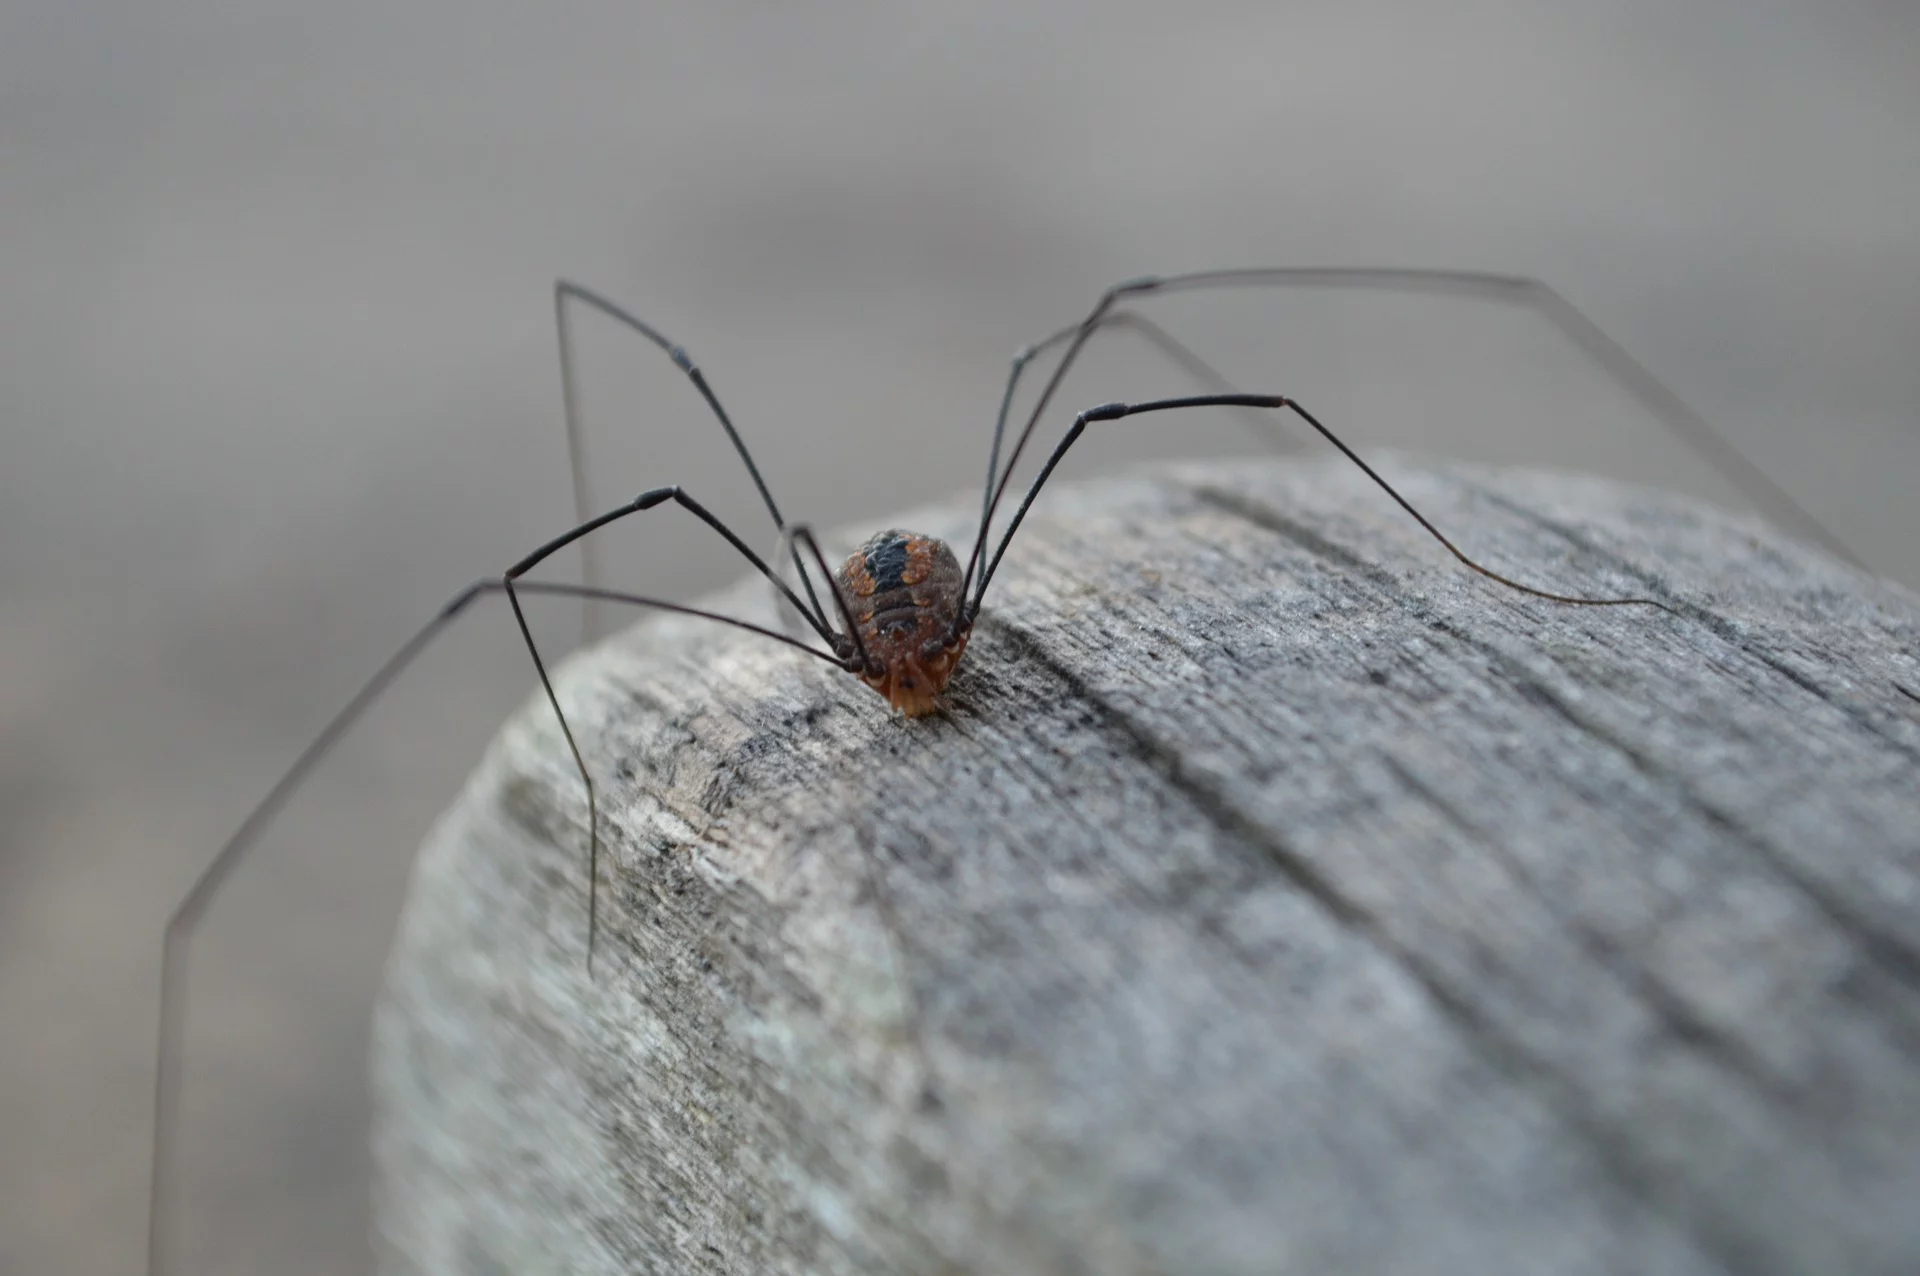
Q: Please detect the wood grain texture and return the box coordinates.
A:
[371,455,1920,1276]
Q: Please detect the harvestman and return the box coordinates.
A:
[146,267,1857,1276]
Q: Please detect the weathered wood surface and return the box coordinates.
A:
[372,455,1920,1276]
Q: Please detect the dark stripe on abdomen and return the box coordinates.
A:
[863,534,911,594]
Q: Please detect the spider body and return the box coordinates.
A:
[835,529,970,716]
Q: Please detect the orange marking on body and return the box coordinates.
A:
[901,537,937,586]
[840,552,877,599]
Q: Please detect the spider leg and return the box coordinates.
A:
[154,483,853,1276]
[968,393,1678,621]
[961,268,1858,611]
[150,567,846,1276]
[519,483,840,650]
[508,540,818,992]
[974,307,1308,562]
[975,308,1305,590]
[782,523,873,673]
[487,483,852,985]
[554,281,833,640]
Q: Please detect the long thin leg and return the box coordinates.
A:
[787,524,873,674]
[975,307,1305,575]
[961,268,1858,608]
[969,393,1679,621]
[974,308,1307,547]
[497,484,854,988]
[154,482,846,1276]
[530,482,841,650]
[555,281,831,638]
[148,574,846,1276]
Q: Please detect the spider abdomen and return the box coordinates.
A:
[835,529,970,716]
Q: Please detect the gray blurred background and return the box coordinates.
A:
[3,2,1917,1273]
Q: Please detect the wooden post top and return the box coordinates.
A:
[375,455,1920,1276]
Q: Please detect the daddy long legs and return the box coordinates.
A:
[148,266,1859,1276]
